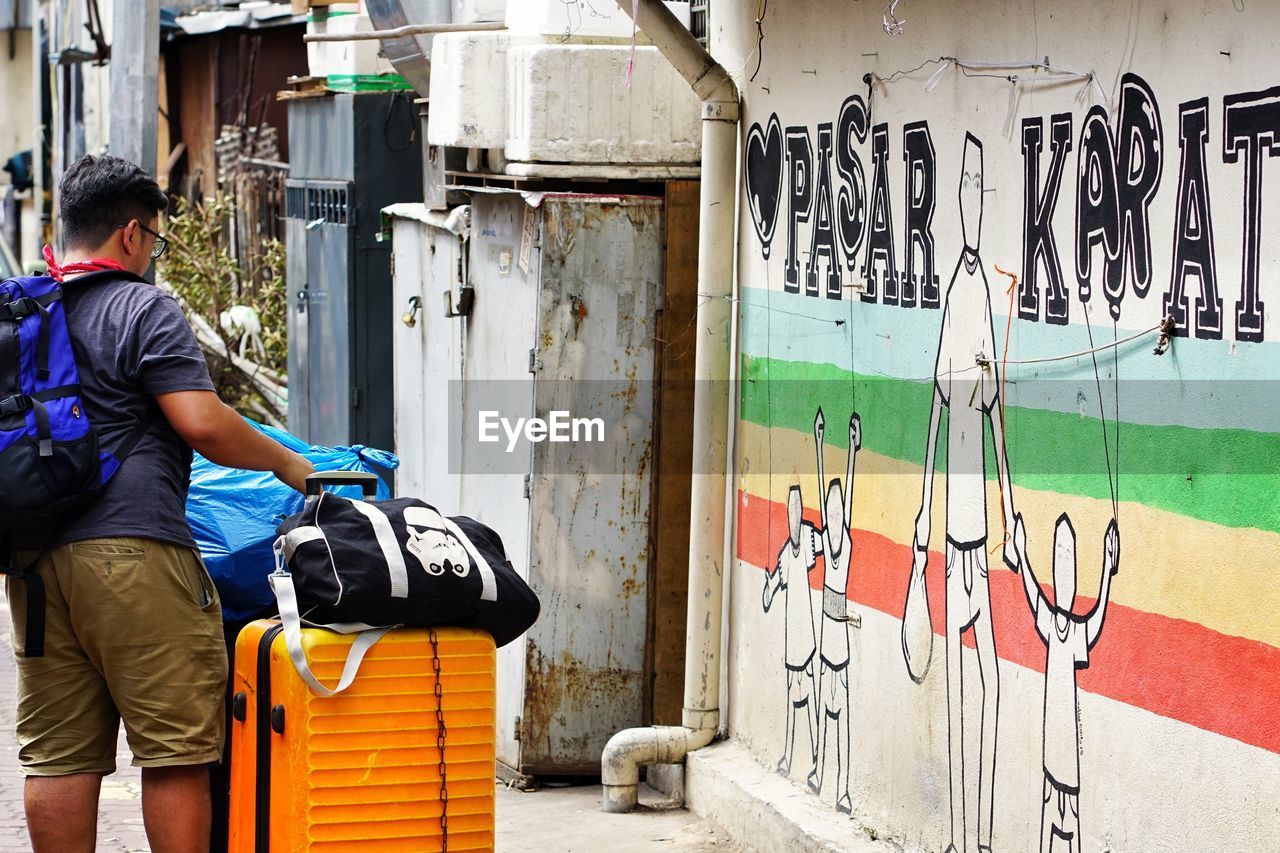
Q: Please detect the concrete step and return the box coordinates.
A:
[685,741,905,853]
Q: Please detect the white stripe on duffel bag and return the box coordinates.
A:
[442,516,497,602]
[279,525,325,561]
[347,499,411,599]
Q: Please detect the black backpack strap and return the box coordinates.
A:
[115,412,155,462]
[15,566,45,658]
[0,543,47,659]
[30,397,51,457]
[0,290,60,321]
[0,289,62,382]
[34,300,52,381]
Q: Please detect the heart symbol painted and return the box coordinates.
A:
[744,113,785,260]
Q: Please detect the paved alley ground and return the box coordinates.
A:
[0,599,744,852]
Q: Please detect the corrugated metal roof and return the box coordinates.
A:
[174,2,303,36]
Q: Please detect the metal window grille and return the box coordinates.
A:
[285,182,351,226]
[689,0,708,46]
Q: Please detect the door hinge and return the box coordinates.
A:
[350,386,362,409]
[523,474,532,500]
[528,348,540,374]
[513,716,522,741]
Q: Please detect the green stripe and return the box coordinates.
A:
[324,74,415,92]
[307,10,359,21]
[740,355,1280,535]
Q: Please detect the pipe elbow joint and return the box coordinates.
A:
[601,725,705,813]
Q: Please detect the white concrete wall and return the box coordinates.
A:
[715,2,1280,851]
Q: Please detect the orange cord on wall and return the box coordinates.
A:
[990,264,1019,555]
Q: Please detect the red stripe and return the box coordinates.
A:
[738,491,1280,756]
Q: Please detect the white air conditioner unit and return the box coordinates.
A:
[428,35,701,167]
[506,44,700,165]
[427,32,515,150]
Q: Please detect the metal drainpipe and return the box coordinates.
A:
[601,0,740,814]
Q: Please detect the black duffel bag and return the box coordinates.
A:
[269,472,539,695]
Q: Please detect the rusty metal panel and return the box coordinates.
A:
[520,195,664,774]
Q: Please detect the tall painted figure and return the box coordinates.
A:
[912,133,1017,853]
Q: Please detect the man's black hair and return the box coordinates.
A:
[58,155,168,250]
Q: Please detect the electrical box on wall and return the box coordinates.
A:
[284,92,423,452]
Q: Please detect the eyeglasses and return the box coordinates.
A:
[116,221,169,260]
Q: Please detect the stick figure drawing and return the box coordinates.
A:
[907,133,1018,853]
[762,484,824,777]
[1012,513,1120,853]
[808,408,862,814]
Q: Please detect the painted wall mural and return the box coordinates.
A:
[731,14,1280,850]
[742,74,1279,343]
[761,408,863,814]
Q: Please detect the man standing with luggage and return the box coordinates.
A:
[5,155,314,853]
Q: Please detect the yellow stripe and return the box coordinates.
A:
[736,419,1280,649]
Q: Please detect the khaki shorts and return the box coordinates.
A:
[6,537,228,776]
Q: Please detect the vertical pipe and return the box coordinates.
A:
[601,0,740,813]
[681,107,737,733]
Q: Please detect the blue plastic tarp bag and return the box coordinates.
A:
[186,419,398,622]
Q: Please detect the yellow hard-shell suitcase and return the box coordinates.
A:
[228,619,497,852]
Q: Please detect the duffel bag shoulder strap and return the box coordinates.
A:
[269,567,390,698]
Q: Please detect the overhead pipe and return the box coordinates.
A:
[302,21,505,42]
[601,0,740,814]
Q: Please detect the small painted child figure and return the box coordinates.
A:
[762,484,824,777]
[1012,512,1119,853]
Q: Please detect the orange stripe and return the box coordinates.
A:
[738,491,1280,756]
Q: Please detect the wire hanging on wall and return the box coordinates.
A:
[868,55,1108,135]
[883,0,907,36]
[749,0,768,83]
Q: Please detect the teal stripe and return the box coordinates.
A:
[739,286,1280,432]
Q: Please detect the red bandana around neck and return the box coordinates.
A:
[42,244,128,283]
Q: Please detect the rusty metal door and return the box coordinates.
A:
[519,196,664,775]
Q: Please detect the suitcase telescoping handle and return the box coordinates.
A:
[305,471,379,500]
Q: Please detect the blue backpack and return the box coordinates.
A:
[0,274,151,655]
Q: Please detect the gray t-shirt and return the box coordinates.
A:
[55,270,215,548]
